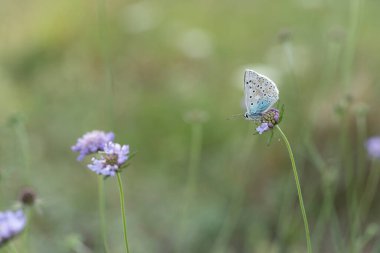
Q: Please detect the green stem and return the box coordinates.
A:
[187,124,202,190]
[11,116,30,178]
[304,138,345,252]
[98,177,111,253]
[349,112,368,244]
[178,123,203,252]
[276,125,312,253]
[358,162,380,226]
[117,173,130,253]
[355,112,367,189]
[96,0,114,127]
[342,0,362,90]
[282,41,302,119]
[211,128,254,253]
[23,208,32,253]
[338,109,357,246]
[8,242,20,253]
[275,172,298,250]
[319,39,341,93]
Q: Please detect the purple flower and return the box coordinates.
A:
[366,136,380,159]
[72,131,115,161]
[0,210,26,246]
[256,109,281,134]
[88,142,130,176]
[256,123,270,135]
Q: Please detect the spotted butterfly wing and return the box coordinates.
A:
[243,69,279,120]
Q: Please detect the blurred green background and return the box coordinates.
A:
[1,0,380,252]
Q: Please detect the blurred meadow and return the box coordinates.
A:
[1,0,380,252]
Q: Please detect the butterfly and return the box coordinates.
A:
[243,69,279,121]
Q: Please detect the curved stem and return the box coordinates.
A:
[117,173,130,253]
[276,125,313,253]
[98,177,111,253]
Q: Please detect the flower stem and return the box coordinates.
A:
[276,125,312,253]
[178,123,203,252]
[211,128,255,253]
[98,177,111,253]
[355,111,367,184]
[342,0,362,90]
[14,117,30,176]
[358,161,380,226]
[23,208,32,253]
[117,173,130,253]
[8,242,20,253]
[96,0,115,127]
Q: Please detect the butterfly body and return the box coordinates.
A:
[243,69,279,121]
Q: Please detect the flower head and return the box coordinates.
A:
[72,131,115,161]
[366,137,380,160]
[0,210,26,246]
[88,142,130,176]
[256,109,281,134]
[261,109,280,127]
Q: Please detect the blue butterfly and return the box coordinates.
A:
[243,69,279,121]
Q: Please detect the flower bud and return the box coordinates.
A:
[19,188,36,206]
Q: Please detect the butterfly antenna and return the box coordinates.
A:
[226,114,243,120]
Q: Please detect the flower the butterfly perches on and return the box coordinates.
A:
[256,107,284,135]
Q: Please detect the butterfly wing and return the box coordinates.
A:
[243,69,279,120]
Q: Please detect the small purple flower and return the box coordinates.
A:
[0,210,26,246]
[256,109,281,134]
[256,123,270,135]
[88,142,130,176]
[366,137,380,159]
[72,131,115,161]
